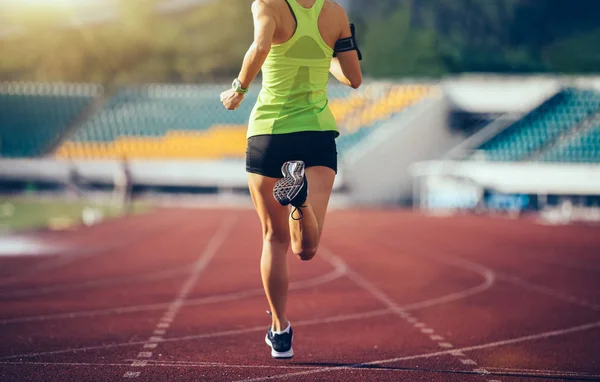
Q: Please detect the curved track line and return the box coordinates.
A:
[497,273,600,312]
[235,320,600,382]
[0,309,391,360]
[0,255,347,325]
[3,360,599,380]
[0,215,182,288]
[0,265,192,299]
[381,240,497,311]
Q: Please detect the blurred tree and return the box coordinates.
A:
[0,0,254,85]
[351,0,600,77]
[1,0,599,82]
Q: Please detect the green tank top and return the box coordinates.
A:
[247,0,338,139]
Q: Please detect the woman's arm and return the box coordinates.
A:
[221,0,276,110]
[329,7,362,89]
[238,0,277,89]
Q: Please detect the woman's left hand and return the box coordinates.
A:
[220,89,245,111]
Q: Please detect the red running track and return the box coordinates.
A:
[0,208,599,382]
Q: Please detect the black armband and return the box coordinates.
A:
[333,23,362,60]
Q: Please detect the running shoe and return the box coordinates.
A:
[265,324,294,359]
[273,160,308,208]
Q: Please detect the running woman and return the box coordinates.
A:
[220,0,362,359]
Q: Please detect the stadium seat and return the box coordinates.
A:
[55,83,433,160]
[475,88,600,161]
[0,82,98,157]
[540,124,600,163]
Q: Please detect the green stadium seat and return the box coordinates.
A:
[475,88,600,161]
[0,82,98,157]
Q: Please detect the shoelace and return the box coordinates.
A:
[291,205,307,221]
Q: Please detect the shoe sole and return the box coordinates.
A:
[273,161,305,207]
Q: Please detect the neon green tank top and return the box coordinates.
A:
[247,0,338,139]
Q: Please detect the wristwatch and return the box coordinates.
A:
[232,78,248,94]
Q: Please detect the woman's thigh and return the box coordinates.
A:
[305,166,336,233]
[248,173,290,243]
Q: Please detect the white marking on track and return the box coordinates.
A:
[131,360,148,367]
[430,334,444,341]
[233,319,600,382]
[123,214,235,379]
[421,328,434,334]
[0,258,347,326]
[0,217,177,289]
[498,273,600,311]
[123,371,141,378]
[438,342,453,349]
[157,323,170,329]
[460,359,477,365]
[143,344,157,349]
[153,329,166,335]
[4,360,600,379]
[0,309,391,360]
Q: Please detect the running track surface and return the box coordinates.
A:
[0,208,599,382]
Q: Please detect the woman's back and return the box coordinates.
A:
[247,0,341,138]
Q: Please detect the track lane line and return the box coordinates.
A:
[234,320,600,381]
[0,255,347,325]
[0,309,392,360]
[122,213,238,378]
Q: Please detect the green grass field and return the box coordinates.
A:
[0,198,151,232]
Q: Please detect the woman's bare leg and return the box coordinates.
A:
[248,173,292,332]
[289,166,336,261]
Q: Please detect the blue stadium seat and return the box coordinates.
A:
[69,85,259,142]
[475,88,600,161]
[0,82,97,157]
[540,124,600,163]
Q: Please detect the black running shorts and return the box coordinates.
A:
[246,131,338,179]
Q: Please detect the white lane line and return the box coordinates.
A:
[0,309,392,360]
[143,344,157,349]
[232,319,600,382]
[0,265,191,299]
[3,359,600,379]
[122,214,238,379]
[0,217,179,288]
[153,330,166,335]
[321,248,483,372]
[430,335,444,341]
[0,258,347,326]
[497,273,600,312]
[131,360,148,367]
[486,366,600,378]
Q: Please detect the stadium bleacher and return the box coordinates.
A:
[474,88,600,162]
[0,82,98,158]
[540,123,600,163]
[55,83,432,160]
